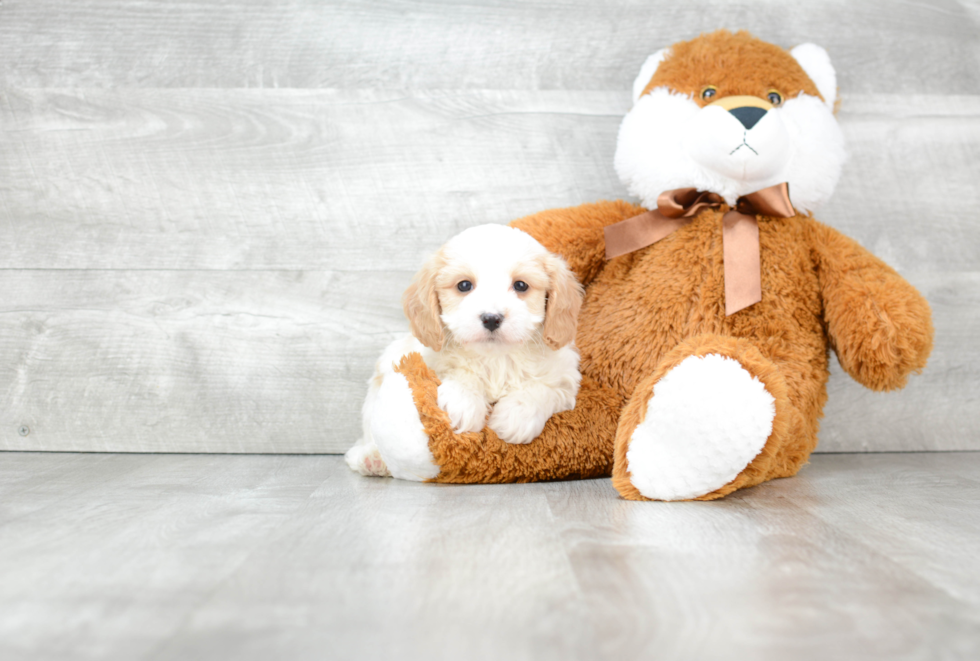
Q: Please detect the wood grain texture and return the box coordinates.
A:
[1,453,978,660]
[0,0,977,93]
[0,270,411,453]
[0,88,626,271]
[1,90,977,271]
[545,454,980,660]
[0,1,976,454]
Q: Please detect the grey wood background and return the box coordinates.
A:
[0,1,978,453]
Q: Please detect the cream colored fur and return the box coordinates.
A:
[346,224,583,478]
[626,354,775,500]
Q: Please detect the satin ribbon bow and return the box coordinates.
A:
[604,182,795,316]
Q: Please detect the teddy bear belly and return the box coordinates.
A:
[576,228,830,412]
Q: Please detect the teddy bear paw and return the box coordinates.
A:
[370,372,440,481]
[626,353,775,500]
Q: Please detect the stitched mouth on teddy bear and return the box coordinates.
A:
[685,106,791,183]
[729,131,759,156]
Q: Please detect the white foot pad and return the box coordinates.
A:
[626,354,775,501]
[344,442,391,477]
[370,373,440,482]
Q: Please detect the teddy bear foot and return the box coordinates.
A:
[370,367,440,482]
[623,353,776,501]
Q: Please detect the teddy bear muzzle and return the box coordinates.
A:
[684,94,791,183]
[711,95,774,130]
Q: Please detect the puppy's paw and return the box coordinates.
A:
[487,395,550,444]
[344,442,391,477]
[437,380,489,434]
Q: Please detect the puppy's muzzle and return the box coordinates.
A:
[480,313,503,332]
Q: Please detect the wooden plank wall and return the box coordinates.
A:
[0,1,977,453]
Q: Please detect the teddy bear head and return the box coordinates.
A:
[614,30,846,214]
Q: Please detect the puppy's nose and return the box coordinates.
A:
[728,106,767,130]
[480,313,503,332]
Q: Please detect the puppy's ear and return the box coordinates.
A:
[402,249,446,351]
[541,253,584,350]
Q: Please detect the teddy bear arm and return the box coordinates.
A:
[509,200,644,286]
[391,352,622,483]
[807,220,934,391]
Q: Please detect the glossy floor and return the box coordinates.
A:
[2,452,979,660]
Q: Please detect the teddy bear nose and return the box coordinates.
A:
[729,106,767,130]
[480,313,503,331]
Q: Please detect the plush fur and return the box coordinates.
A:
[346,224,583,477]
[625,353,776,501]
[370,30,934,500]
[616,31,846,212]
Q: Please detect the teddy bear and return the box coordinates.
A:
[366,29,934,501]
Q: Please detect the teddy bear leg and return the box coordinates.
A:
[612,335,797,501]
[373,352,624,483]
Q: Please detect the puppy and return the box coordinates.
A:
[345,224,583,477]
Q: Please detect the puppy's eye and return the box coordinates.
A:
[767,90,783,106]
[513,281,529,292]
[457,280,473,293]
[700,86,717,101]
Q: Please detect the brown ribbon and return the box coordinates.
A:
[604,183,795,316]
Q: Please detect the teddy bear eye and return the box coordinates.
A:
[767,90,783,106]
[700,86,718,101]
[513,280,529,292]
[457,280,473,292]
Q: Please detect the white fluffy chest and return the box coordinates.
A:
[432,341,576,403]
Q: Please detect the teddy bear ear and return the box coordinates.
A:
[631,49,669,103]
[790,43,837,111]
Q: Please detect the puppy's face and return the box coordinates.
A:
[403,225,582,352]
[437,234,548,347]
